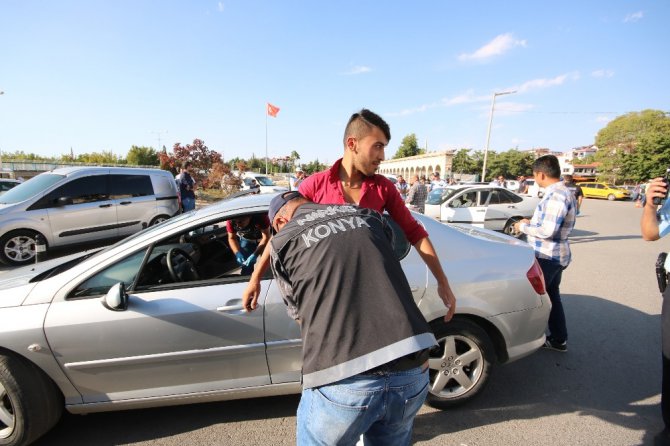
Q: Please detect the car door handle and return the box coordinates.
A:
[120,201,132,205]
[476,210,486,212]
[99,204,112,208]
[217,304,245,312]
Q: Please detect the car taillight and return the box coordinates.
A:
[526,260,546,295]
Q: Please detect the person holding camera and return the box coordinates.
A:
[641,175,670,443]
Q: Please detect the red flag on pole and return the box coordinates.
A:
[267,102,280,117]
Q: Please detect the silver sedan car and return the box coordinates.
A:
[0,193,550,445]
[424,185,540,237]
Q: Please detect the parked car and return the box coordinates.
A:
[577,182,631,201]
[0,179,20,195]
[0,192,550,445]
[240,172,288,194]
[0,167,179,266]
[424,185,540,237]
[525,178,545,198]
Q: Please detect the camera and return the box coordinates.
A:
[652,168,670,205]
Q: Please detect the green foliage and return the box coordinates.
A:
[393,134,424,159]
[127,146,159,166]
[487,149,535,180]
[302,159,327,174]
[67,150,125,164]
[0,151,55,161]
[626,132,670,181]
[596,109,670,151]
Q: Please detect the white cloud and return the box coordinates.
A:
[441,90,489,106]
[490,102,535,116]
[596,116,612,124]
[591,69,614,78]
[458,33,527,61]
[342,66,372,75]
[217,2,224,12]
[624,11,643,22]
[512,72,579,93]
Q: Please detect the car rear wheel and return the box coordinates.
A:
[607,194,616,201]
[0,353,63,446]
[503,218,523,238]
[425,318,495,409]
[149,215,170,226]
[0,230,42,266]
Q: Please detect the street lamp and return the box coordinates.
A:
[481,90,516,181]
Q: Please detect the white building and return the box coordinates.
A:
[378,151,454,180]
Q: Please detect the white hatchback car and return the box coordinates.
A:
[424,185,540,237]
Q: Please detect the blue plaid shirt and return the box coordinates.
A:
[659,198,670,238]
[519,181,577,267]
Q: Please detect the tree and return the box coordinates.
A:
[127,146,159,166]
[596,109,670,152]
[159,139,223,188]
[626,132,670,181]
[290,150,301,171]
[451,149,473,178]
[73,151,125,164]
[393,134,424,159]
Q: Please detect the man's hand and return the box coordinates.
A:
[242,278,261,312]
[513,218,530,233]
[438,280,456,322]
[646,177,668,209]
[235,252,246,266]
[243,253,257,267]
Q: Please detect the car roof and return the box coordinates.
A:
[48,166,169,176]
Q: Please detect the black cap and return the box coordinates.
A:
[268,191,303,224]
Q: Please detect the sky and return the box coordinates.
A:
[1,1,669,166]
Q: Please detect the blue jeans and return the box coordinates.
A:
[297,367,429,446]
[181,196,195,212]
[538,257,568,343]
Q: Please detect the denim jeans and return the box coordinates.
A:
[181,196,196,212]
[297,366,429,446]
[537,257,567,343]
[238,237,259,275]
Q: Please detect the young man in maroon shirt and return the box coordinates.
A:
[242,109,456,320]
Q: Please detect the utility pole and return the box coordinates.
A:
[482,90,516,181]
[151,130,168,152]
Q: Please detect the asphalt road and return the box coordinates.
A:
[24,198,667,445]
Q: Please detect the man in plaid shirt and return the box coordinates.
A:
[406,174,428,213]
[514,155,576,352]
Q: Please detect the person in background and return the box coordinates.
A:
[640,175,670,444]
[562,174,584,215]
[248,179,261,194]
[290,168,305,191]
[517,175,529,194]
[176,161,196,212]
[243,108,456,323]
[514,155,576,353]
[492,175,507,188]
[430,172,447,190]
[406,174,428,214]
[264,192,436,445]
[396,174,409,201]
[227,214,270,275]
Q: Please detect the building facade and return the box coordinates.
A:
[378,151,454,180]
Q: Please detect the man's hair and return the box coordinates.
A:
[563,174,573,182]
[343,109,391,146]
[182,161,192,169]
[532,155,561,179]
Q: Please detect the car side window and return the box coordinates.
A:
[110,174,154,199]
[499,190,523,204]
[46,175,110,206]
[478,190,490,206]
[68,249,149,299]
[488,190,501,205]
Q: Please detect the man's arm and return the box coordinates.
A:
[413,236,456,322]
[242,245,271,311]
[642,177,667,241]
[254,227,271,256]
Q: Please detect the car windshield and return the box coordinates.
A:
[426,187,461,205]
[254,176,275,186]
[0,173,64,204]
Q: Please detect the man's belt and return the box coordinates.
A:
[361,349,430,375]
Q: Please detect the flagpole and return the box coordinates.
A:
[265,104,269,175]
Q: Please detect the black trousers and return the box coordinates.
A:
[662,287,670,429]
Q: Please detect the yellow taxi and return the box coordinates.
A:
[577,182,631,201]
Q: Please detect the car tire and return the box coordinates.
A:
[149,215,170,226]
[503,218,523,238]
[425,318,495,409]
[607,194,616,201]
[0,353,63,446]
[0,230,42,266]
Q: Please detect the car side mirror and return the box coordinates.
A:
[101,282,129,311]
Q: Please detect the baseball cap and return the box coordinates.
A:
[268,191,303,225]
